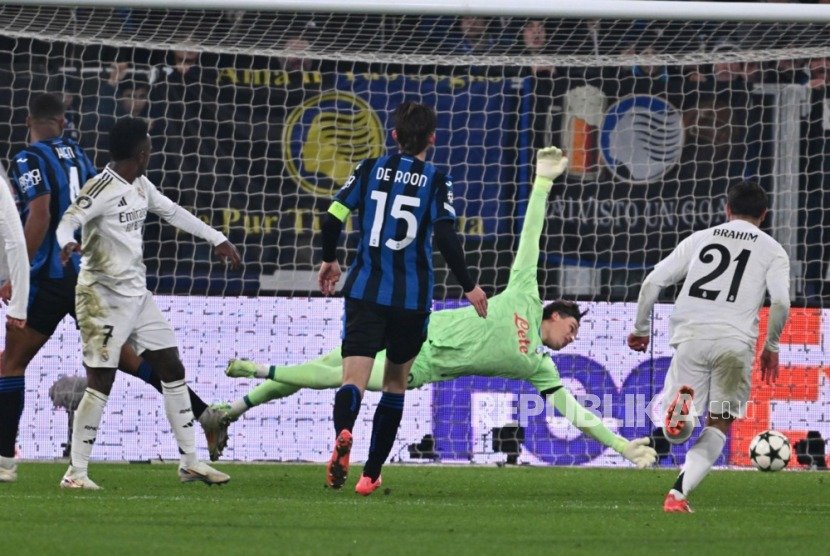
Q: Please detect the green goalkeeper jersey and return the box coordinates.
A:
[408,185,561,393]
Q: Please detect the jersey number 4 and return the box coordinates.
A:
[368,191,421,251]
[688,244,751,303]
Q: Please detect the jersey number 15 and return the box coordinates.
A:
[368,191,421,251]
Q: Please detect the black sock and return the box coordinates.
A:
[362,392,404,481]
[333,384,362,434]
[673,472,685,494]
[136,361,207,419]
[0,376,25,458]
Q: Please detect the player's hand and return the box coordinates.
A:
[6,315,25,329]
[464,286,488,318]
[60,242,81,265]
[535,146,568,182]
[318,260,341,296]
[760,349,779,385]
[0,281,10,305]
[627,333,649,352]
[214,241,241,270]
[619,437,657,469]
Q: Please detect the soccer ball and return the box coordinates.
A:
[749,430,791,472]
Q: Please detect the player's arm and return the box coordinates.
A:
[0,167,29,325]
[10,153,51,262]
[146,182,240,269]
[56,184,111,263]
[542,385,657,468]
[508,147,567,290]
[628,235,695,351]
[319,162,364,296]
[760,249,791,384]
[432,174,487,317]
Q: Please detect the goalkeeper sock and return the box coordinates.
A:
[226,380,302,420]
[70,388,108,473]
[136,361,207,420]
[333,384,362,434]
[674,426,726,496]
[0,376,25,458]
[161,379,198,468]
[362,392,404,481]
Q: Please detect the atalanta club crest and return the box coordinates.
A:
[600,95,684,184]
[282,91,384,197]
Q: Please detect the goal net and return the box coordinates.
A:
[1,2,828,468]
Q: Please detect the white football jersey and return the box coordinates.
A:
[57,166,226,296]
[643,219,790,347]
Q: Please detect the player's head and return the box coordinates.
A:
[109,117,152,176]
[391,101,437,157]
[541,299,587,350]
[726,181,768,223]
[27,93,65,139]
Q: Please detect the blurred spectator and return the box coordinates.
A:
[764,58,809,84]
[453,16,498,56]
[46,73,82,141]
[80,73,150,167]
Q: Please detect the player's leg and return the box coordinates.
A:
[117,344,209,421]
[356,309,428,496]
[117,345,228,461]
[62,283,130,489]
[660,342,710,444]
[1,278,72,482]
[328,299,385,489]
[0,326,49,481]
[666,340,751,512]
[131,292,228,484]
[62,365,116,490]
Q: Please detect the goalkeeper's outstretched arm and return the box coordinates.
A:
[508,147,568,287]
[543,386,657,468]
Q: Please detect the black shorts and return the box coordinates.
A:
[341,298,429,364]
[27,274,77,337]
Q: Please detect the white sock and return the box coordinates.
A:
[70,388,108,474]
[678,426,727,496]
[0,455,15,469]
[228,398,249,420]
[254,363,269,379]
[161,379,198,468]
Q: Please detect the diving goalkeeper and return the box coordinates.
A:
[216,147,656,469]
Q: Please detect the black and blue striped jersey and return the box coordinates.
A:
[331,153,456,311]
[8,136,96,280]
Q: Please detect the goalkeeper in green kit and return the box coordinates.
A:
[214,147,656,469]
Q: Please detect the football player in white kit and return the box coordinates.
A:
[628,181,790,513]
[56,117,241,489]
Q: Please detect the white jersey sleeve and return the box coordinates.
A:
[146,180,227,246]
[633,234,696,335]
[669,219,790,347]
[0,164,29,320]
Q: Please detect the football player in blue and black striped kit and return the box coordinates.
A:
[0,94,226,483]
[318,101,488,495]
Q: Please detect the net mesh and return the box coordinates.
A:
[0,6,828,466]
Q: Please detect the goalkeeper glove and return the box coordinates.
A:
[534,146,568,191]
[617,437,658,469]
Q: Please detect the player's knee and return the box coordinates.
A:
[142,348,185,381]
[87,368,117,395]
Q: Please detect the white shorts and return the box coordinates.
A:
[662,338,754,419]
[75,283,177,368]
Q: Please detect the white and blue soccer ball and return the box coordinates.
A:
[749,430,791,472]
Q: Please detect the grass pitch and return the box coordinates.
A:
[0,462,826,554]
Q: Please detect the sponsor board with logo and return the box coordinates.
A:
[4,297,824,466]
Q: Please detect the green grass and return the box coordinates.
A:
[0,463,827,554]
